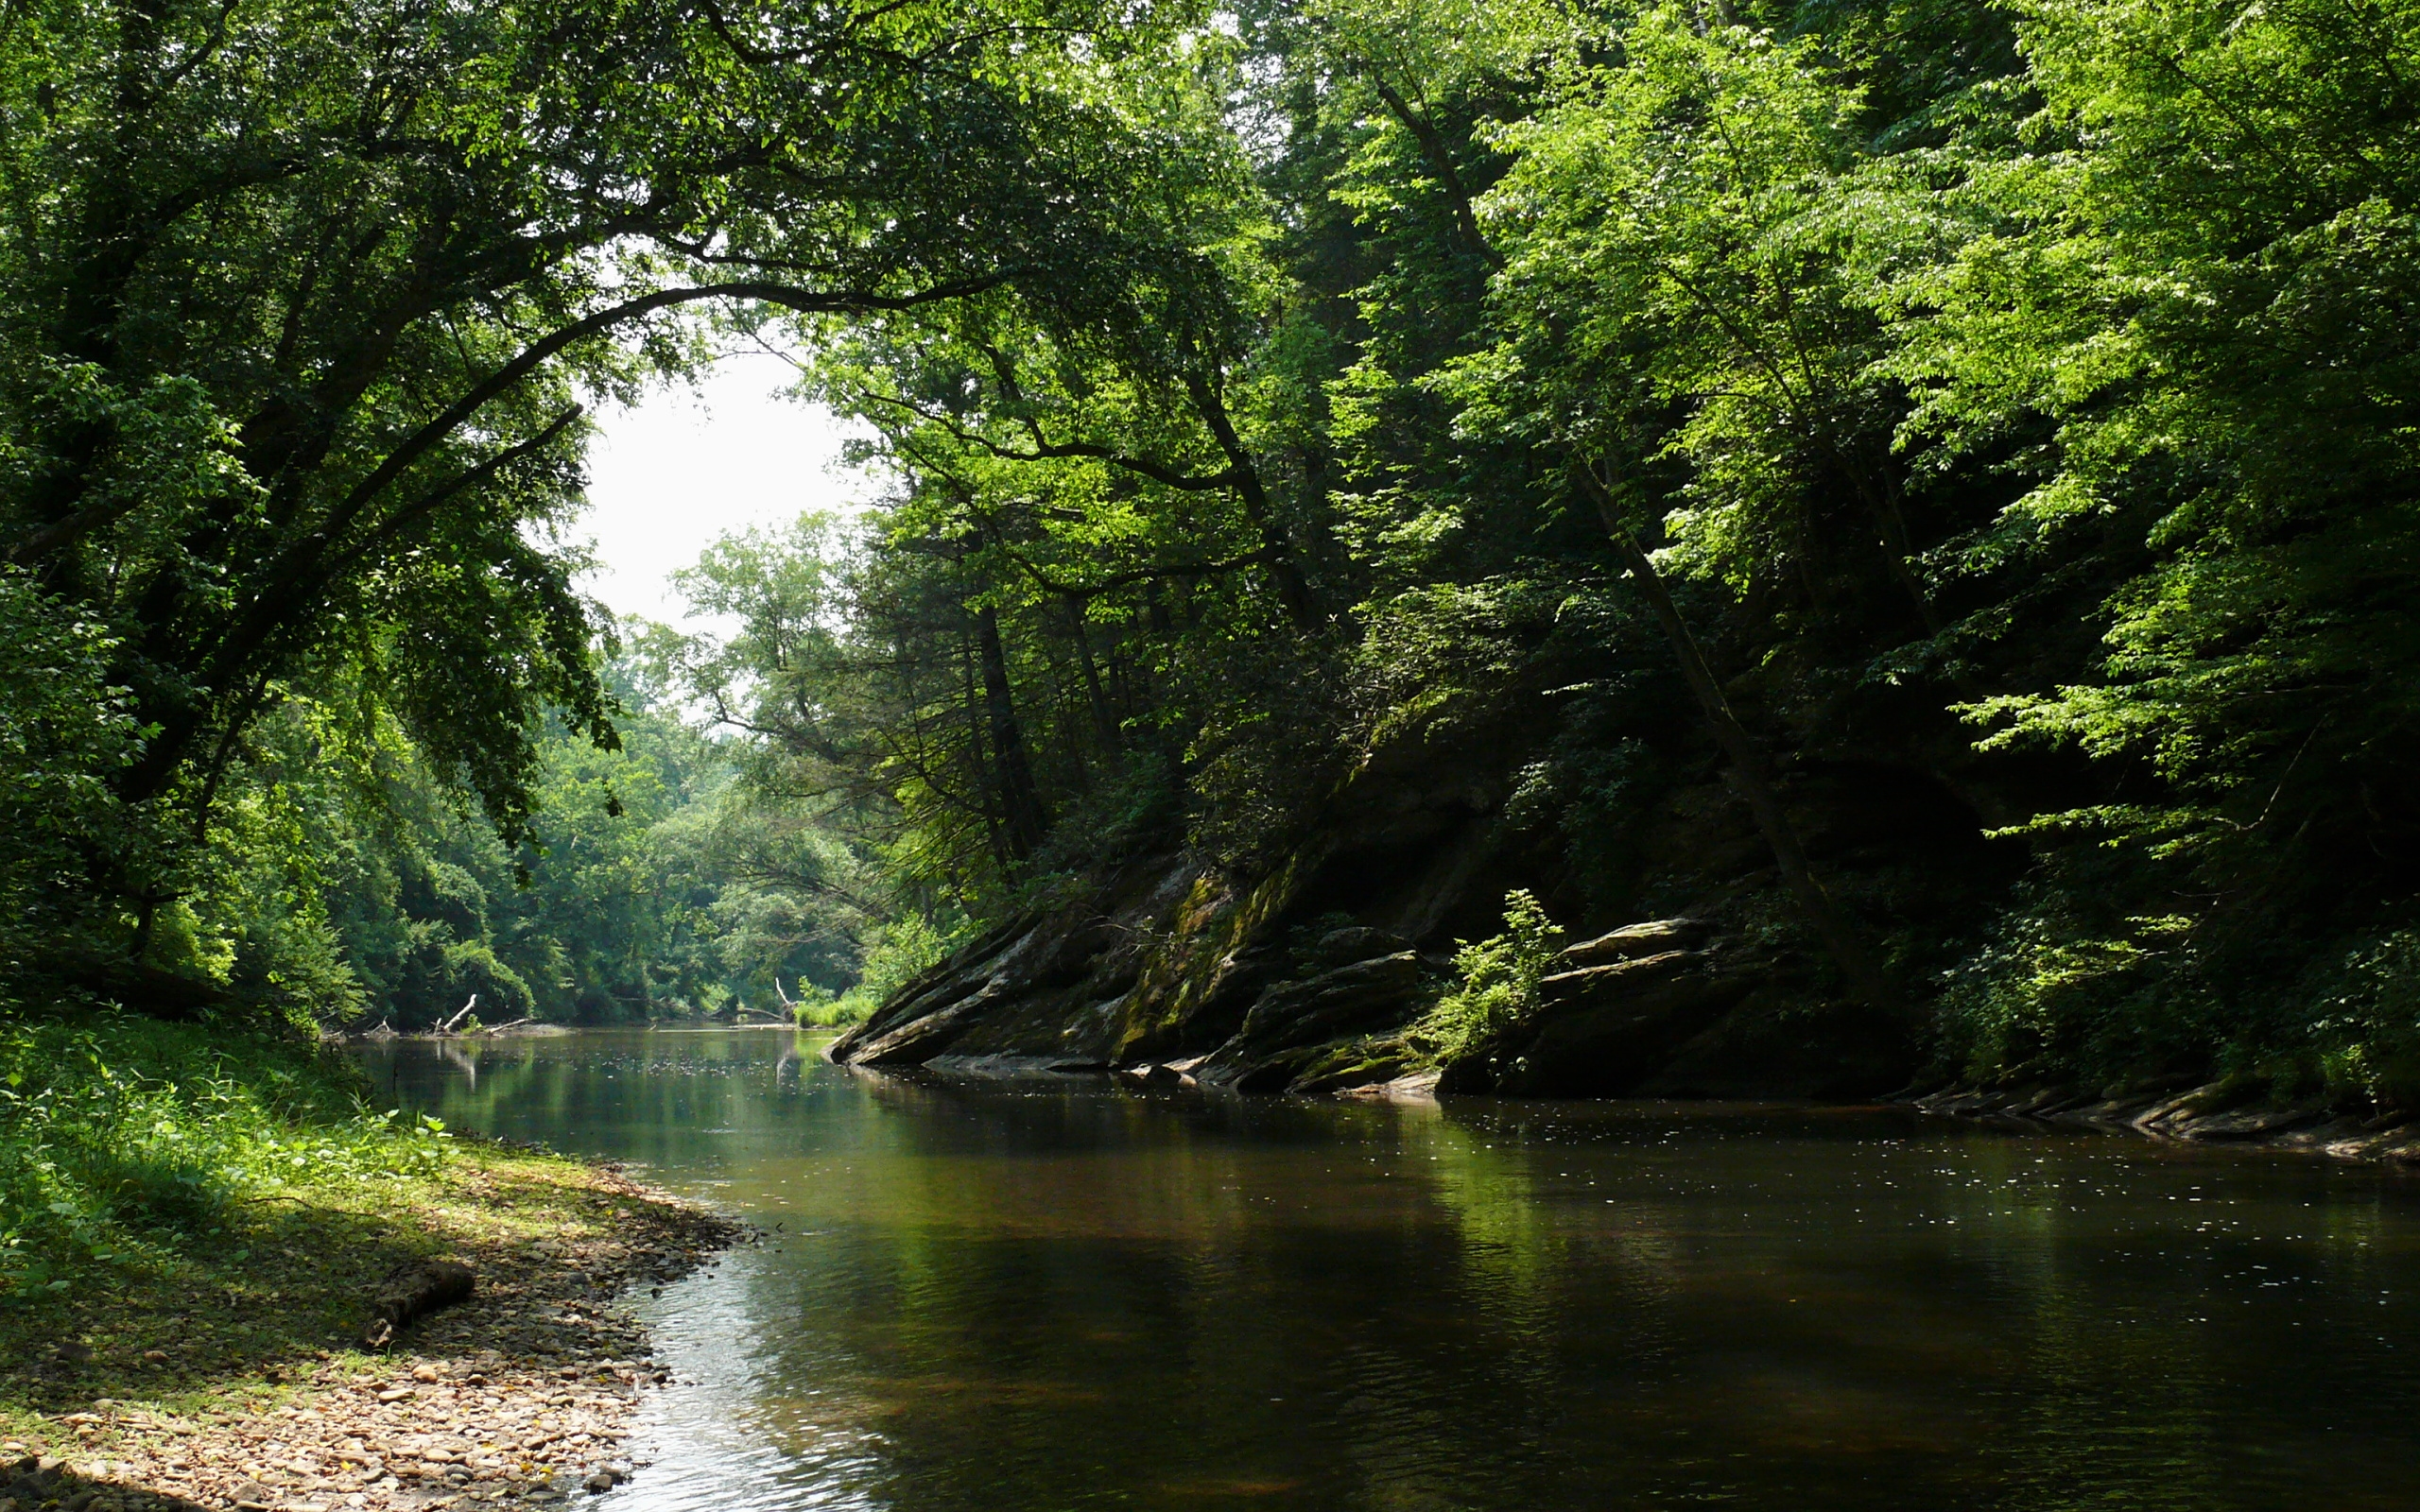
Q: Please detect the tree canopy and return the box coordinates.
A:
[11,0,2420,1101]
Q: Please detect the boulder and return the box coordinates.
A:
[1557,919,1709,969]
[1440,947,1751,1096]
[1194,953,1433,1088]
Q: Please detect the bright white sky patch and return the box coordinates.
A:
[579,348,867,626]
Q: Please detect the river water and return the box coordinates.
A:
[355,1028,2420,1511]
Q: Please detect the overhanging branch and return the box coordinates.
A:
[857,389,1240,492]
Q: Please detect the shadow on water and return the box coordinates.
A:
[358,1029,2420,1512]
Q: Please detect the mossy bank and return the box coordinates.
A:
[0,1015,739,1511]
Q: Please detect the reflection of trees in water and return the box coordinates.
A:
[436,1040,478,1090]
[1964,1143,2404,1506]
[372,1030,826,1162]
[773,1076,1667,1509]
[354,1037,2420,1511]
[846,1064,1440,1161]
[1413,1106,1581,1444]
[1409,1106,2260,1500]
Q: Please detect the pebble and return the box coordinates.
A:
[5,1172,741,1512]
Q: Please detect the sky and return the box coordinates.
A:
[575,348,869,627]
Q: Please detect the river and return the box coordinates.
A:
[355,1027,2420,1511]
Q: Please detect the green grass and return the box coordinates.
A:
[786,988,862,1028]
[0,1009,694,1452]
[0,1012,447,1307]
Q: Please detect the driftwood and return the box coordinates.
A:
[362,1258,475,1349]
[473,1015,534,1035]
[437,994,479,1035]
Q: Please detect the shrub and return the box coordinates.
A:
[1412,890,1564,1068]
[0,570,146,991]
[826,911,968,1024]
[391,924,536,1027]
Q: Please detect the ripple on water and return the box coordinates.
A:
[357,1030,2420,1512]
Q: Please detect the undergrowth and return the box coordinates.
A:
[794,910,968,1027]
[0,1012,448,1307]
[1930,880,2420,1109]
[1410,891,1564,1070]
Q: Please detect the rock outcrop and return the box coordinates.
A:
[829,710,1518,1089]
[1907,1079,2420,1163]
[1436,932,1748,1097]
[827,702,1939,1099]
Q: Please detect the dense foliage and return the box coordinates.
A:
[0,1014,448,1301]
[302,662,873,1028]
[8,0,2420,1102]
[722,0,2420,1101]
[0,0,1189,1024]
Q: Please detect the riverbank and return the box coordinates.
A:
[0,1016,742,1512]
[1909,1079,2420,1164]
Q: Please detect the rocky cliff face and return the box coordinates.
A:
[828,708,1504,1082]
[827,705,1951,1100]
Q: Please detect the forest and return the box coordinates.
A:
[6,0,2420,1103]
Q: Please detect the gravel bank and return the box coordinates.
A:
[1,1158,746,1512]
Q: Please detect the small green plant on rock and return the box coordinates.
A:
[1412,891,1564,1068]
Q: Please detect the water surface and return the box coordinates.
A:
[357,1029,2420,1511]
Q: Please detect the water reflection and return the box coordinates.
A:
[355,1031,2420,1511]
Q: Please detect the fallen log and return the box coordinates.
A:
[362,1259,476,1349]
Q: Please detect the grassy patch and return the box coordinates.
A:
[0,1014,449,1306]
[0,1012,675,1446]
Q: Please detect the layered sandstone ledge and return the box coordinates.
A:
[1910,1081,2420,1164]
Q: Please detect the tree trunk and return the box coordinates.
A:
[1064,594,1120,749]
[975,606,1049,859]
[1182,370,1324,632]
[958,634,1012,870]
[362,1259,475,1349]
[1569,462,1903,1016]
